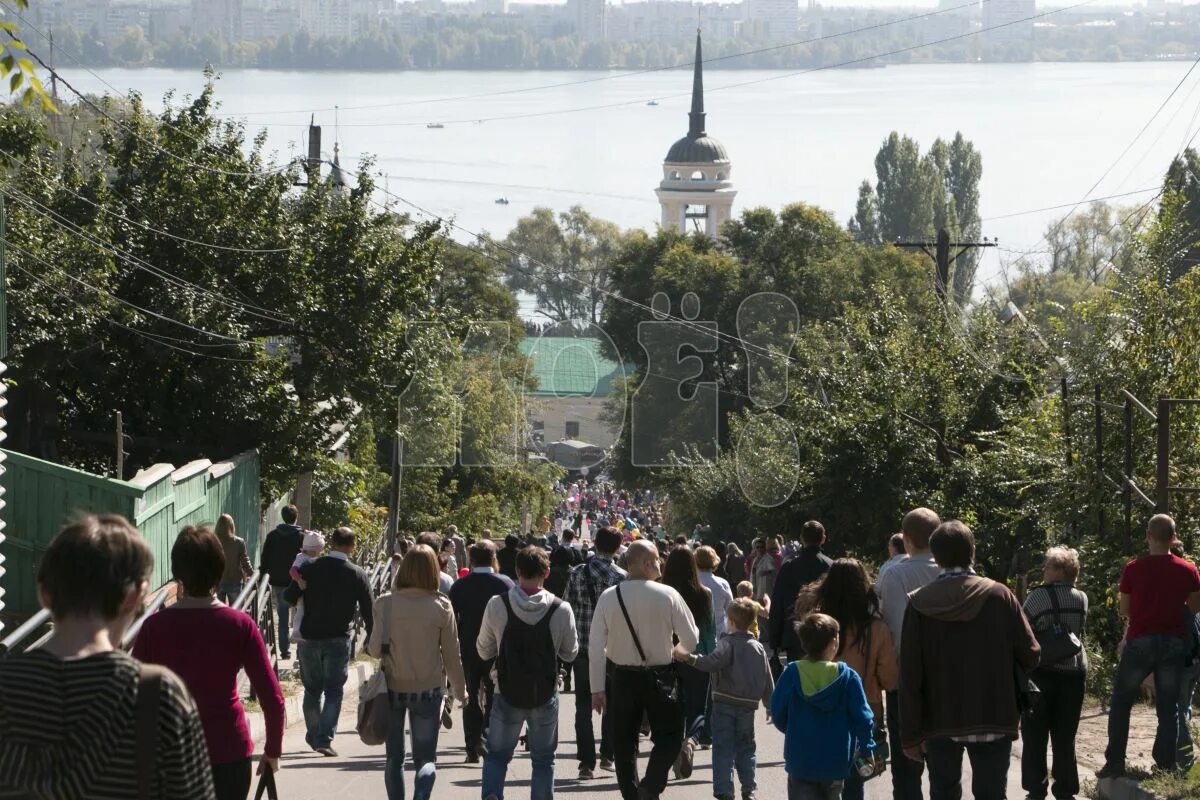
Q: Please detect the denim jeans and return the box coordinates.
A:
[573,651,612,769]
[677,662,710,744]
[387,688,443,800]
[787,778,842,800]
[298,635,351,749]
[217,580,243,606]
[483,692,559,800]
[886,690,924,800]
[924,737,1011,800]
[710,702,757,797]
[1106,633,1187,771]
[270,585,292,656]
[1177,661,1200,771]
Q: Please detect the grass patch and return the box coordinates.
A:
[1140,764,1200,800]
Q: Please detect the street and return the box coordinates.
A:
[273,685,1027,799]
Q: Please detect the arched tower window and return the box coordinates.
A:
[690,170,705,181]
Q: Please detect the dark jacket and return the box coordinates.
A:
[899,574,1040,748]
[769,546,834,651]
[497,547,518,582]
[449,570,513,664]
[288,554,374,641]
[259,523,304,587]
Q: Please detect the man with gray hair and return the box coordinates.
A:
[589,540,699,800]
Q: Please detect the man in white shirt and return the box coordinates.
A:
[876,507,943,800]
[590,540,699,800]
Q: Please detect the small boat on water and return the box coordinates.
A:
[427,122,445,129]
[647,100,659,106]
[495,197,510,205]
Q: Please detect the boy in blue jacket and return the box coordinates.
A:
[771,612,875,800]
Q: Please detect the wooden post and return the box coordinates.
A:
[115,411,124,480]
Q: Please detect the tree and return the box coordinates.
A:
[872,132,940,243]
[848,180,881,245]
[1,1,54,110]
[502,205,622,325]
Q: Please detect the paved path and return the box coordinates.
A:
[273,686,1027,799]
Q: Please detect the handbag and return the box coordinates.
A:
[615,584,678,703]
[1034,586,1083,667]
[1014,662,1042,722]
[135,665,165,800]
[356,595,393,746]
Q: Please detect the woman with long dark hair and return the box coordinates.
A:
[794,558,896,800]
[662,545,717,769]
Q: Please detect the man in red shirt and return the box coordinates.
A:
[1100,514,1200,778]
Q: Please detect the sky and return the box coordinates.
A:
[432,0,1187,6]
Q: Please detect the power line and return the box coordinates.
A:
[206,0,993,119]
[981,187,1161,222]
[5,238,258,344]
[2,188,292,327]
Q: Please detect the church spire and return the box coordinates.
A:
[688,29,705,139]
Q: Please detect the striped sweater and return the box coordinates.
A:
[0,649,216,799]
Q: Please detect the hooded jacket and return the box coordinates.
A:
[770,660,875,782]
[259,523,304,587]
[690,631,775,709]
[477,585,580,685]
[899,573,1040,749]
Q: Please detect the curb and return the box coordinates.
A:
[245,661,375,745]
[1098,777,1158,800]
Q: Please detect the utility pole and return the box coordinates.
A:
[48,27,59,102]
[115,411,125,480]
[894,228,997,302]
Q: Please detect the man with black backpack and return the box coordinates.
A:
[477,546,579,800]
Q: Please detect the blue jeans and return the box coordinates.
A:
[270,585,292,656]
[218,580,243,605]
[711,702,757,797]
[678,662,710,744]
[387,689,443,800]
[298,635,351,749]
[483,692,558,800]
[1177,661,1200,771]
[1106,633,1187,771]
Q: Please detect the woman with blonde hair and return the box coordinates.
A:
[215,514,254,604]
[367,544,468,800]
[1021,545,1088,800]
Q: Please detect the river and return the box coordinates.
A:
[58,62,1197,289]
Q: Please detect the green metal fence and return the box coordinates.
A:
[0,449,261,623]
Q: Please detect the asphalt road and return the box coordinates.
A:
[272,686,1027,800]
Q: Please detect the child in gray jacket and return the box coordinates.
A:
[676,597,775,800]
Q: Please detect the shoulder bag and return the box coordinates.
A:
[136,664,165,800]
[1034,586,1083,667]
[356,595,393,745]
[615,584,677,703]
[254,768,279,800]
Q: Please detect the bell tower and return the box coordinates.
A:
[655,30,736,239]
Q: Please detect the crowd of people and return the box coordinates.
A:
[4,487,1200,800]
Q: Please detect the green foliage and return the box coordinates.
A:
[0,1,54,112]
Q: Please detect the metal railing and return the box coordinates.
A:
[0,582,172,658]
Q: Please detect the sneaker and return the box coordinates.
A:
[673,737,696,780]
[465,752,480,764]
[699,742,712,751]
[741,793,756,800]
[578,766,595,780]
[316,746,338,757]
[1095,764,1125,780]
[599,758,615,772]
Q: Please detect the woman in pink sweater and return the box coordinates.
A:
[134,526,286,800]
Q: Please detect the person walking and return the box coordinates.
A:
[215,513,254,604]
[876,507,942,800]
[367,543,468,800]
[793,559,896,800]
[676,598,774,800]
[562,526,628,779]
[449,540,514,763]
[259,504,304,659]
[498,534,521,581]
[0,515,215,799]
[286,526,374,757]
[900,521,1041,800]
[876,534,906,583]
[477,547,579,800]
[770,522,833,664]
[589,540,699,800]
[134,526,285,800]
[697,546,735,636]
[1020,546,1088,800]
[751,538,781,603]
[1099,514,1200,778]
[725,544,746,586]
[663,546,717,762]
[416,532,455,594]
[771,613,876,800]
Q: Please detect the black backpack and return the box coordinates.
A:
[496,593,562,709]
